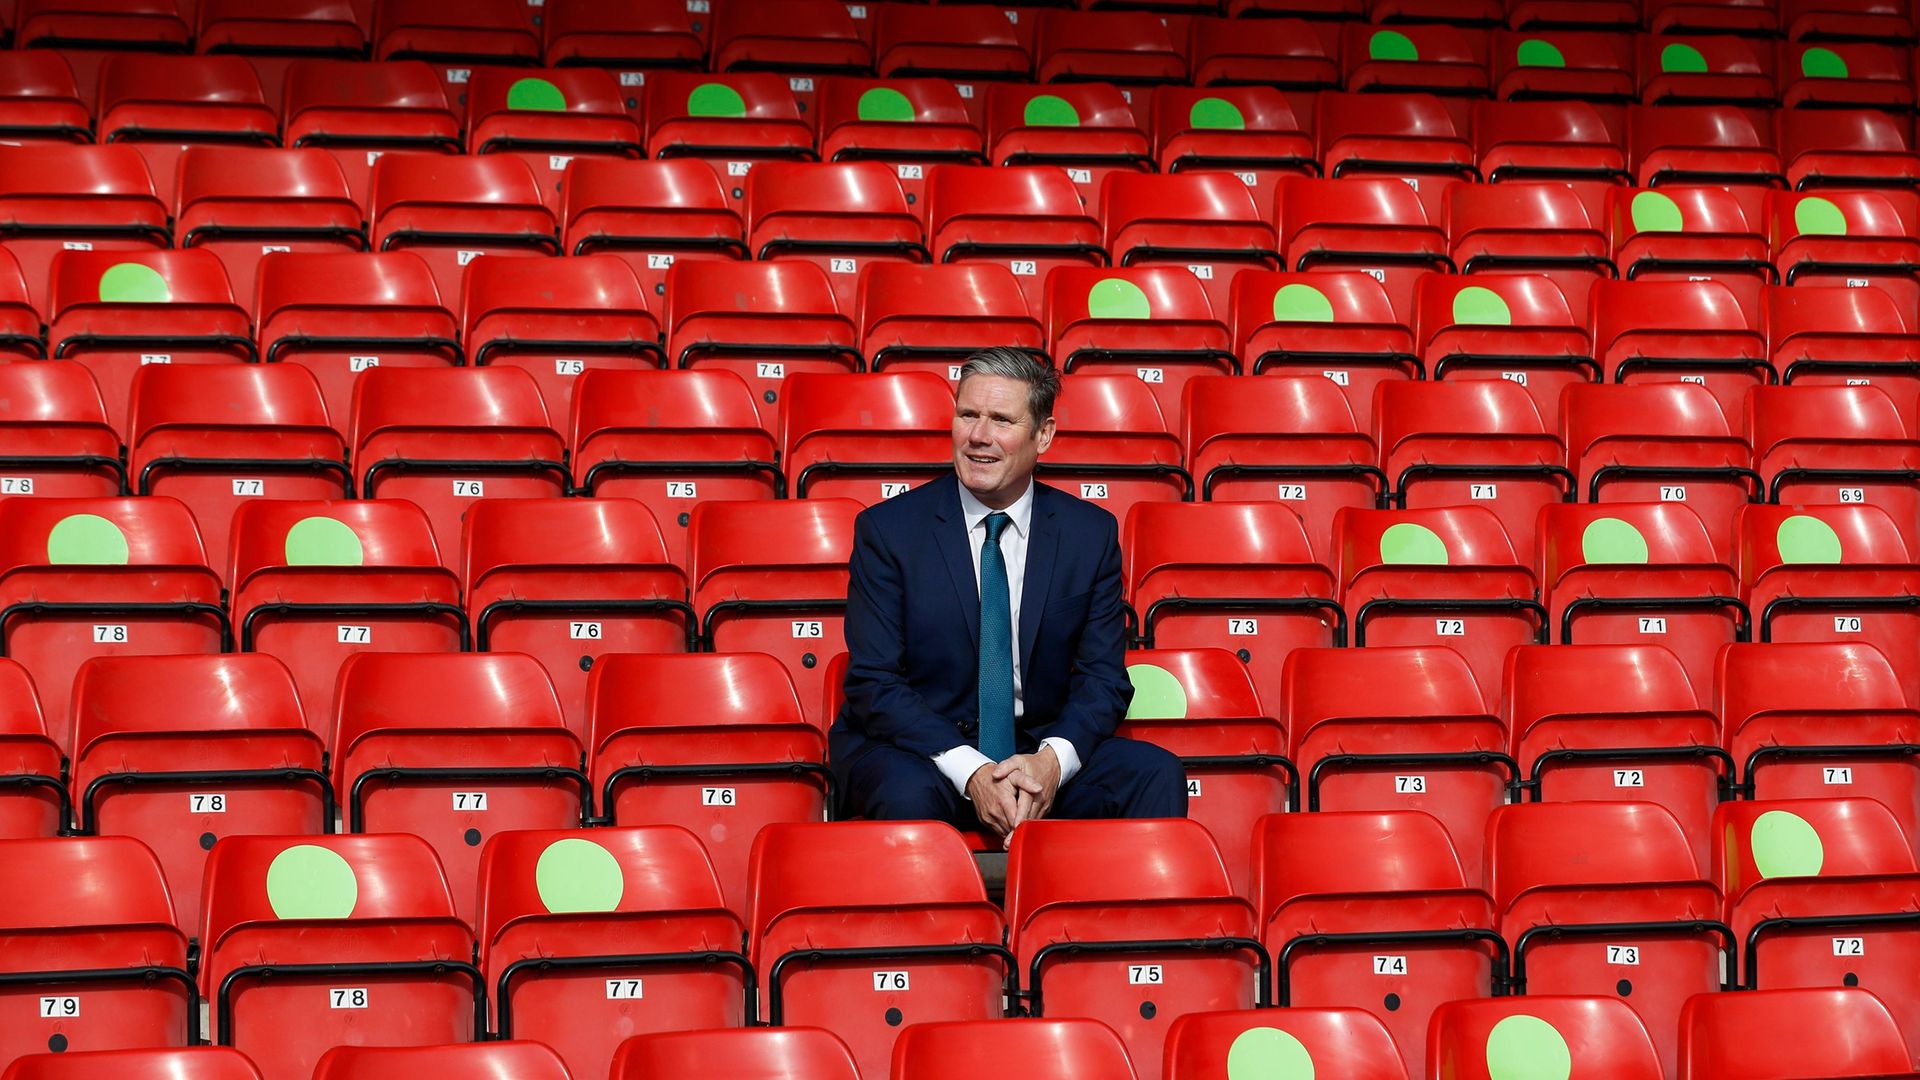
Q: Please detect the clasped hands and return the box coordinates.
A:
[966,744,1061,849]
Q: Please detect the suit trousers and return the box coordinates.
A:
[841,735,1189,824]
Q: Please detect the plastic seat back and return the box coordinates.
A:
[1228,269,1419,433]
[1473,92,1628,186]
[464,67,643,211]
[778,371,953,504]
[1779,107,1920,192]
[1586,276,1767,419]
[1748,384,1920,538]
[1680,987,1915,1080]
[0,361,124,498]
[371,0,540,110]
[1608,185,1772,334]
[857,263,1043,381]
[460,252,659,418]
[1636,34,1777,111]
[613,1028,862,1080]
[1098,170,1279,318]
[0,658,60,840]
[1768,190,1920,323]
[1763,283,1920,408]
[1150,85,1314,221]
[0,144,169,316]
[281,59,461,207]
[1045,266,1234,425]
[1315,88,1477,223]
[1561,382,1751,559]
[1411,271,1594,423]
[1428,996,1663,1080]
[1627,103,1784,191]
[367,152,558,306]
[1033,10,1185,87]
[891,1019,1137,1080]
[925,164,1108,314]
[872,4,1031,86]
[540,0,705,73]
[643,73,815,204]
[559,157,745,297]
[709,0,871,77]
[313,1042,570,1080]
[814,77,982,224]
[0,52,92,147]
[663,259,860,412]
[984,83,1151,217]
[1044,374,1190,529]
[174,146,365,312]
[1276,175,1451,322]
[93,55,278,206]
[1162,1007,1407,1080]
[1,1047,262,1080]
[745,161,928,313]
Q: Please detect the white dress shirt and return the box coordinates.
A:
[932,480,1084,796]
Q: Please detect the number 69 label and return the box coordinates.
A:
[1127,965,1162,985]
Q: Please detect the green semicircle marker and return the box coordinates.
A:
[1188,97,1246,130]
[1802,46,1850,79]
[284,516,365,566]
[1125,664,1189,720]
[1515,39,1566,68]
[1369,29,1418,62]
[1485,1014,1574,1080]
[1581,517,1650,564]
[98,262,170,304]
[857,86,915,122]
[1630,190,1684,233]
[1227,1027,1315,1079]
[535,837,625,913]
[266,844,359,919]
[1661,42,1709,74]
[1024,93,1080,127]
[1273,283,1335,322]
[1776,514,1843,564]
[687,83,748,118]
[1087,277,1151,319]
[1794,196,1848,237]
[46,513,130,565]
[506,77,567,111]
[1452,285,1513,326]
[1751,809,1825,878]
[1380,522,1449,565]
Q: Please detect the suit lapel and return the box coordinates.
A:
[932,475,981,649]
[1019,486,1059,680]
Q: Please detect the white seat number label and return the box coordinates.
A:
[330,989,368,1008]
[1435,619,1465,636]
[453,480,485,497]
[1323,370,1349,385]
[873,971,909,991]
[793,621,824,638]
[1660,486,1687,501]
[728,162,752,177]
[621,73,646,87]
[1136,368,1164,383]
[881,482,910,498]
[190,793,226,813]
[1680,375,1705,384]
[1276,483,1306,500]
[789,77,815,92]
[606,979,644,999]
[456,250,482,266]
[39,997,77,1017]
[1188,264,1214,279]
[1186,778,1202,797]
[452,792,488,811]
[667,481,697,498]
[1835,937,1865,956]
[1373,955,1408,975]
[445,69,470,84]
[140,354,171,365]
[1395,775,1426,793]
[1825,767,1854,785]
[1469,483,1497,500]
[1614,769,1645,787]
[349,356,379,372]
[338,625,371,644]
[648,254,675,269]
[1840,488,1866,503]
[702,787,736,806]
[1067,168,1092,184]
[1010,260,1037,276]
[1501,371,1527,386]
[63,241,92,251]
[93,625,127,643]
[1236,172,1257,186]
[1607,945,1639,965]
[898,164,924,180]
[1081,484,1108,499]
[1128,965,1162,984]
[829,257,858,274]
[1835,616,1863,633]
[232,479,264,496]
[0,478,32,494]
[1639,617,1667,635]
[757,362,785,379]
[556,359,586,376]
[570,622,602,640]
[1227,618,1258,636]
[549,155,572,171]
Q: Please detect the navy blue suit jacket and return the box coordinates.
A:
[829,474,1135,790]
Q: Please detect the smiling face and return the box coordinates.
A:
[953,373,1055,510]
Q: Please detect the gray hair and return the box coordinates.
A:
[957,346,1061,425]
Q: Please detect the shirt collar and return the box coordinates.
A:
[958,478,1034,540]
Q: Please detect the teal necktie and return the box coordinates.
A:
[977,511,1015,761]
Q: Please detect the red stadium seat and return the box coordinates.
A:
[1470,99,1628,224]
[1334,505,1544,712]
[312,1042,569,1080]
[1538,501,1744,704]
[370,0,540,113]
[1149,85,1315,222]
[613,1028,860,1080]
[778,371,953,504]
[1183,374,1384,551]
[1785,0,1915,41]
[589,652,830,919]
[1410,273,1596,424]
[1228,270,1419,433]
[1769,190,1920,317]
[872,4,1032,85]
[1443,181,1614,322]
[1427,995,1663,1080]
[1636,34,1777,110]
[255,251,462,430]
[1485,802,1727,1076]
[1314,90,1476,224]
[174,147,365,314]
[1503,643,1727,871]
[567,368,779,572]
[93,55,278,206]
[0,496,225,753]
[199,833,479,1080]
[12,0,191,72]
[1585,278,1768,419]
[1276,176,1452,326]
[0,362,126,498]
[127,363,349,577]
[366,152,558,306]
[1764,285,1920,412]
[1117,647,1294,898]
[1339,25,1490,101]
[560,157,745,298]
[748,821,1010,1076]
[332,652,585,925]
[1627,104,1785,191]
[194,0,366,102]
[857,263,1044,381]
[745,161,928,314]
[228,498,465,726]
[1033,11,1185,86]
[1609,185,1773,317]
[463,67,643,211]
[1161,1007,1407,1080]
[280,60,460,208]
[1006,818,1261,1080]
[643,73,815,207]
[1647,0,1778,34]
[1681,987,1916,1080]
[925,164,1107,315]
[1748,385,1920,539]
[350,365,568,567]
[1253,809,1501,1079]
[463,498,692,738]
[0,836,195,1063]
[1100,171,1280,318]
[540,0,706,73]
[0,248,45,360]
[1046,266,1234,425]
[709,0,871,76]
[1782,41,1912,111]
[984,83,1151,216]
[1487,32,1635,104]
[1184,19,1338,109]
[814,78,984,221]
[0,52,93,146]
[1043,374,1190,529]
[0,659,61,840]
[70,654,325,928]
[461,253,660,418]
[688,498,859,735]
[664,259,859,412]
[1778,108,1920,192]
[1,1047,262,1080]
[891,1018,1137,1080]
[476,826,748,1077]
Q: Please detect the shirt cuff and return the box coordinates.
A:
[933,745,996,798]
[1041,737,1082,786]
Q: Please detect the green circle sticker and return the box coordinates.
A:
[1794,196,1848,237]
[857,87,915,122]
[1125,664,1188,720]
[98,262,170,304]
[1452,285,1513,326]
[1189,97,1246,131]
[1661,42,1709,74]
[534,838,625,913]
[1776,514,1843,564]
[1380,522,1449,565]
[1580,517,1650,564]
[46,513,130,565]
[1485,1014,1573,1080]
[1272,283,1335,323]
[1630,190,1684,233]
[1369,30,1418,62]
[687,83,747,118]
[1227,1027,1315,1079]
[1023,94,1080,127]
[1751,809,1825,878]
[506,77,566,111]
[265,844,358,919]
[1087,277,1151,319]
[283,516,365,566]
[1802,47,1849,79]
[1515,39,1567,68]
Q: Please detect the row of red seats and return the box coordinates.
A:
[7,795,1920,1078]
